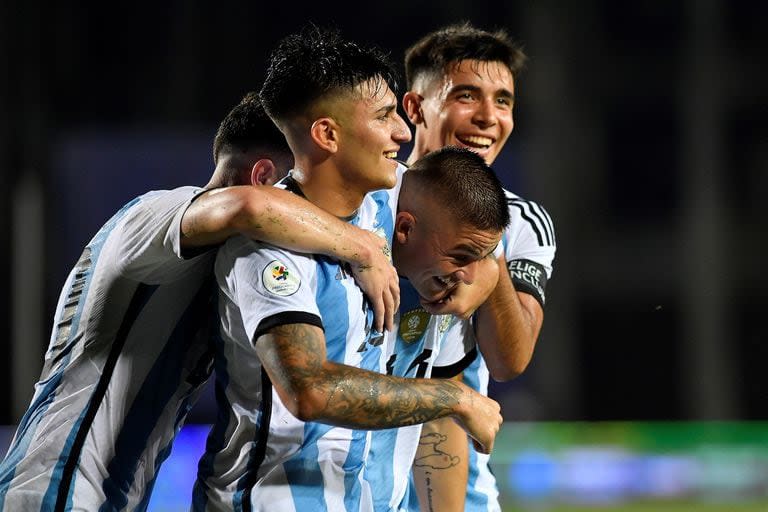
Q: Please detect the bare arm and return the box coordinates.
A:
[182,186,398,331]
[412,376,469,512]
[255,322,502,452]
[474,255,544,381]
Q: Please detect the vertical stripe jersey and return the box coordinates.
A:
[365,278,476,512]
[192,169,404,512]
[0,187,217,512]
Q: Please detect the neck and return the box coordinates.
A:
[291,157,366,218]
[406,137,431,165]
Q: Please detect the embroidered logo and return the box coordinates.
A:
[262,260,300,296]
[399,309,431,344]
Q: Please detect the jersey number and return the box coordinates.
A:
[386,349,433,379]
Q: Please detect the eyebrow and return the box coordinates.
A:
[448,84,515,101]
[451,242,498,260]
[376,103,397,116]
[451,243,484,257]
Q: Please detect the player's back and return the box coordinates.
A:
[0,187,216,512]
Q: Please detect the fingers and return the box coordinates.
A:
[371,291,386,334]
[385,272,399,332]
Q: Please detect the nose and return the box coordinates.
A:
[453,260,479,285]
[472,98,497,128]
[393,112,412,143]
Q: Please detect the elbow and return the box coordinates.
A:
[488,358,530,382]
[230,191,270,232]
[285,386,327,422]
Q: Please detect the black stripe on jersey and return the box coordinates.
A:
[55,283,159,512]
[254,311,324,344]
[241,368,273,512]
[431,345,478,379]
[508,198,555,247]
[529,201,556,246]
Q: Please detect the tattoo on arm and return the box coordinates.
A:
[263,323,465,429]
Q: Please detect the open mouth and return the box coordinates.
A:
[421,276,458,304]
[384,151,398,159]
[457,135,493,150]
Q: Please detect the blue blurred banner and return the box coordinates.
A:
[3,422,767,511]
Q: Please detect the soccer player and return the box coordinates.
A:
[191,28,505,512]
[402,23,557,511]
[0,92,397,511]
[366,146,511,511]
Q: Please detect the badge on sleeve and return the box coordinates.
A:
[262,260,301,296]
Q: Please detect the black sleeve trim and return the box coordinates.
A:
[508,259,548,307]
[431,345,478,379]
[253,311,324,345]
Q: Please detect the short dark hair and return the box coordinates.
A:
[404,22,527,90]
[260,25,399,123]
[212,91,289,164]
[405,146,510,231]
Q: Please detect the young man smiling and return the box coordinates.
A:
[402,22,557,512]
[192,27,506,512]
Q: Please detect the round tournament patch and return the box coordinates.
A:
[262,260,301,296]
[399,309,431,343]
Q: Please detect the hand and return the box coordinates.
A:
[422,257,500,320]
[452,385,502,454]
[349,229,400,333]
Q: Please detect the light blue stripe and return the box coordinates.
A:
[370,190,395,245]
[342,429,368,511]
[284,423,333,511]
[462,356,490,511]
[315,258,351,363]
[366,428,398,510]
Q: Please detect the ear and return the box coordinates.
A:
[251,159,277,186]
[402,92,425,126]
[309,118,339,153]
[394,211,415,245]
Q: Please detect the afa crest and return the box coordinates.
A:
[398,309,431,344]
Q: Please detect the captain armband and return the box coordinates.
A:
[507,259,548,307]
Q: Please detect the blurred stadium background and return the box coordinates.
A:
[1,0,766,509]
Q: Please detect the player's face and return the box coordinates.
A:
[416,60,515,165]
[336,79,412,191]
[397,209,501,310]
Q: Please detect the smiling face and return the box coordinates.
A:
[393,197,502,308]
[334,79,412,192]
[406,59,515,165]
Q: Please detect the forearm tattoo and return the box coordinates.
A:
[267,323,464,429]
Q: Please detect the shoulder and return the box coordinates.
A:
[504,188,556,248]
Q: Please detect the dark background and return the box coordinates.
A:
[1,0,766,425]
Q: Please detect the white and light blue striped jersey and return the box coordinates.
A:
[0,187,217,512]
[365,278,475,512]
[193,169,403,512]
[403,188,556,512]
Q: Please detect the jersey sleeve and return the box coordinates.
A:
[431,317,477,379]
[113,186,211,283]
[216,235,322,347]
[503,193,557,306]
